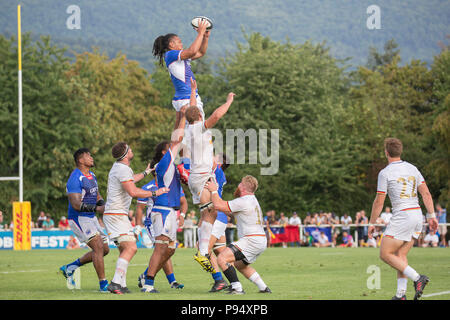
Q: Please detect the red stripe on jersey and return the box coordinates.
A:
[400,207,421,211]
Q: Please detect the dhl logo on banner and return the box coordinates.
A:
[13,202,31,250]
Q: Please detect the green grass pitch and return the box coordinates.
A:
[1,247,449,300]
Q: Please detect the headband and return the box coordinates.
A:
[116,144,129,161]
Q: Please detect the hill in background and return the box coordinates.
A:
[1,0,449,71]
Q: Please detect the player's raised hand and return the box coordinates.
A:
[190,77,197,91]
[226,92,236,104]
[144,163,154,176]
[196,19,208,35]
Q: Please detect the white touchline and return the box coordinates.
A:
[422,290,450,298]
[0,269,46,274]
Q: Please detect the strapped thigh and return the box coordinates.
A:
[154,239,170,245]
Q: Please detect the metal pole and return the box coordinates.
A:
[18,5,23,202]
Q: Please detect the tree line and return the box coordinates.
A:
[0,32,448,222]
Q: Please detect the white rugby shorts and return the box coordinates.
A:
[232,235,267,264]
[172,95,204,117]
[68,215,108,244]
[211,219,227,239]
[384,208,423,242]
[188,172,217,205]
[151,206,178,241]
[103,214,135,243]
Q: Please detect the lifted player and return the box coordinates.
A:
[368,138,438,300]
[185,79,235,273]
[152,19,210,121]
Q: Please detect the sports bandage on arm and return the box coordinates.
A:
[142,167,152,177]
[80,202,97,212]
[426,212,436,219]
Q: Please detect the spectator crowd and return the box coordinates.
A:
[0,203,447,249]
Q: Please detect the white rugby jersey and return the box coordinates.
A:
[104,162,134,215]
[376,160,425,212]
[188,120,214,174]
[227,195,265,239]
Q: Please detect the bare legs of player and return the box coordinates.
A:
[80,234,109,281]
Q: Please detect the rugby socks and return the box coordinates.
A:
[249,272,267,291]
[212,271,224,281]
[223,265,242,291]
[403,265,420,282]
[166,273,176,285]
[66,258,82,273]
[198,221,213,256]
[396,277,408,298]
[145,275,155,286]
[112,258,129,288]
[99,279,108,290]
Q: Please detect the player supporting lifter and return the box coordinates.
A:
[205,175,271,295]
[141,107,187,293]
[103,142,169,294]
[368,138,438,300]
[185,78,235,272]
[135,162,187,290]
[60,148,109,292]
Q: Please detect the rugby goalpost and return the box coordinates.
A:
[0,5,31,250]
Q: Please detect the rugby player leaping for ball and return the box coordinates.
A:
[152,18,210,124]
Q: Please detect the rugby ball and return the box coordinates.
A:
[191,16,213,30]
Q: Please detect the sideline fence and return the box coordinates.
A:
[0,223,448,250]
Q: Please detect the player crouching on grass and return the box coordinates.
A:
[205,175,271,295]
[368,138,438,300]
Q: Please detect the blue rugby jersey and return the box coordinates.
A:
[214,165,228,224]
[66,168,99,219]
[165,50,197,100]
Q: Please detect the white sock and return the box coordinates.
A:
[112,258,129,287]
[199,221,213,256]
[231,281,243,292]
[249,272,267,291]
[396,277,408,298]
[403,265,420,282]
